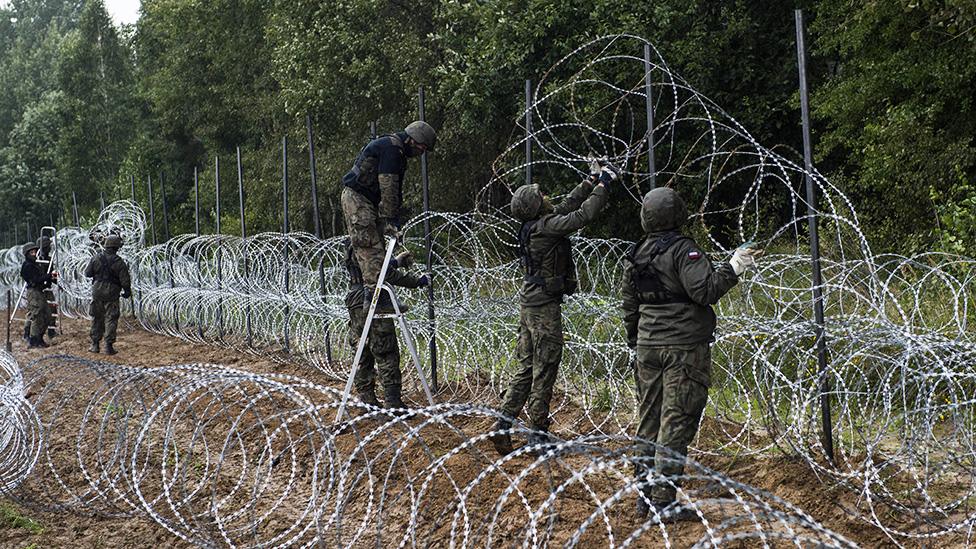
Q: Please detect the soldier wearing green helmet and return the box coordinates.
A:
[20,241,57,348]
[84,233,132,355]
[340,120,436,315]
[489,158,618,456]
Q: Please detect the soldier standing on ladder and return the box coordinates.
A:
[20,242,57,348]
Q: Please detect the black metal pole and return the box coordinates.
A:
[643,43,657,190]
[130,175,136,202]
[419,86,439,393]
[307,114,333,366]
[72,192,80,227]
[146,176,157,245]
[796,9,834,466]
[159,171,171,242]
[5,290,11,353]
[195,166,203,339]
[282,135,291,354]
[370,120,377,139]
[216,155,224,339]
[525,79,533,186]
[237,146,252,346]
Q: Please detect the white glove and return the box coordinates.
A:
[730,245,763,276]
[587,156,602,177]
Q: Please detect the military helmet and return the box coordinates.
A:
[37,236,51,249]
[511,184,543,221]
[104,234,123,250]
[641,187,688,233]
[404,120,437,152]
[22,242,39,255]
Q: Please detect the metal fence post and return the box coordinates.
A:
[282,135,291,354]
[643,43,657,190]
[238,147,252,346]
[525,79,533,186]
[307,114,334,366]
[419,86,439,393]
[795,9,834,466]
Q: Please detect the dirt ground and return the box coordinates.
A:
[0,315,940,548]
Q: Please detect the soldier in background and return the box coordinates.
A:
[343,239,430,410]
[84,234,131,355]
[19,242,57,348]
[621,187,761,521]
[490,159,617,456]
[36,235,57,339]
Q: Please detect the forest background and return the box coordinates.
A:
[0,0,974,253]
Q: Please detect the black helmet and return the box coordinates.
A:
[404,121,437,152]
[104,234,123,250]
[37,236,51,249]
[640,187,688,233]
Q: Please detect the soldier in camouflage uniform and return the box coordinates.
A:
[341,121,436,314]
[37,236,58,338]
[621,187,760,520]
[490,160,618,456]
[84,234,132,355]
[344,238,430,409]
[20,242,57,348]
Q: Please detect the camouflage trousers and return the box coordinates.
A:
[26,288,51,338]
[90,298,121,345]
[633,343,711,504]
[348,305,401,395]
[341,187,390,288]
[499,301,563,430]
[25,289,55,336]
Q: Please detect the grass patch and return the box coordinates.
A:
[0,502,43,534]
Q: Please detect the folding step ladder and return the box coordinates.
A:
[11,226,62,337]
[335,237,435,422]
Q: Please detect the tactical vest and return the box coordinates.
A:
[94,254,123,287]
[519,218,578,297]
[627,232,694,305]
[342,134,404,206]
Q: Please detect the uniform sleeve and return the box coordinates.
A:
[553,179,595,215]
[540,184,609,236]
[674,240,738,306]
[620,257,640,350]
[385,267,424,289]
[377,143,406,220]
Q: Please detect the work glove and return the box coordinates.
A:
[417,274,431,288]
[382,219,400,240]
[121,289,132,299]
[588,156,602,178]
[730,244,764,276]
[393,250,414,269]
[598,163,620,186]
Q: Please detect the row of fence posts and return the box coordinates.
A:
[0,13,831,463]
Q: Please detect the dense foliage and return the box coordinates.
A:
[0,0,973,251]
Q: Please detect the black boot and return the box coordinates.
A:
[383,385,409,413]
[104,343,117,355]
[653,501,698,523]
[47,327,56,338]
[635,489,652,519]
[525,429,553,456]
[489,419,514,456]
[89,342,100,353]
[23,324,29,341]
[356,388,381,408]
[28,336,48,349]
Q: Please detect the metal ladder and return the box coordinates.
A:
[335,237,435,422]
[11,226,62,336]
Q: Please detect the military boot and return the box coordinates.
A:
[28,336,48,349]
[47,327,57,338]
[104,343,117,355]
[22,324,30,342]
[525,429,553,456]
[89,341,100,353]
[356,388,381,408]
[383,385,409,414]
[489,419,514,456]
[653,501,698,523]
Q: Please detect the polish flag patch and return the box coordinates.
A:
[688,250,702,260]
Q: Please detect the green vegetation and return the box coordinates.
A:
[0,0,974,251]
[0,502,43,534]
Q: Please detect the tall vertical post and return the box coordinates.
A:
[159,171,171,242]
[72,192,80,227]
[99,191,105,212]
[194,166,203,338]
[419,86,439,393]
[370,120,377,139]
[643,43,657,189]
[5,290,11,352]
[524,79,533,186]
[795,9,834,465]
[130,175,136,202]
[282,136,291,354]
[216,155,224,339]
[147,176,157,246]
[237,146,252,346]
[307,115,333,365]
